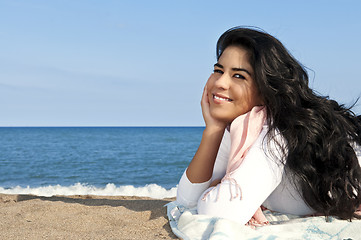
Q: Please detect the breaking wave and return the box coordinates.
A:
[0,183,177,199]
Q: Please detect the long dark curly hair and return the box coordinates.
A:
[216,27,361,220]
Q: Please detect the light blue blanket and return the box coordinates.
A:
[166,201,360,240]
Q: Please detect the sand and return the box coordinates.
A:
[0,194,178,240]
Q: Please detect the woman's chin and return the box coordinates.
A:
[209,112,235,125]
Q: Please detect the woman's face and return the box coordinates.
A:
[207,45,263,123]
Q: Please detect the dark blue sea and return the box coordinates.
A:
[0,127,203,198]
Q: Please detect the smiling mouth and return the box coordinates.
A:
[213,94,233,102]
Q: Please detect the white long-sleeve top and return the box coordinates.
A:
[176,124,361,224]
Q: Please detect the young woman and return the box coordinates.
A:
[176,27,361,226]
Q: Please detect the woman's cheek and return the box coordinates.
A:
[208,73,217,82]
[206,74,216,90]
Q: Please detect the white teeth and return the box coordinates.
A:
[214,95,231,101]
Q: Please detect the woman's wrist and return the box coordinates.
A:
[203,124,226,136]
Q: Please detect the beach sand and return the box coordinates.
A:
[0,194,178,240]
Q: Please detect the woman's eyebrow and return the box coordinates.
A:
[214,63,252,76]
[214,63,224,69]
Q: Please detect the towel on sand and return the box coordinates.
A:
[167,201,361,240]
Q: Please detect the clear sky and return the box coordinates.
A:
[1,0,360,126]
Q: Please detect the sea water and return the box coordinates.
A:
[0,127,203,198]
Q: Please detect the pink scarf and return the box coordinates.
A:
[227,106,268,226]
[202,106,268,227]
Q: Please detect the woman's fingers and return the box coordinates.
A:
[201,85,211,120]
[201,84,209,105]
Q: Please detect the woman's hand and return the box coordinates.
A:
[201,80,227,132]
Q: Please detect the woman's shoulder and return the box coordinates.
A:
[260,123,287,163]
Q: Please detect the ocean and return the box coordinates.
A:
[0,127,203,198]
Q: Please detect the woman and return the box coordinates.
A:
[176,27,361,226]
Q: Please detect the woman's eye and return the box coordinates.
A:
[234,74,246,79]
[213,69,223,74]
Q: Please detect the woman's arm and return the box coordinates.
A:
[176,83,229,207]
[186,127,225,183]
[176,130,230,207]
[186,83,228,183]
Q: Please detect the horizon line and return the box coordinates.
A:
[0,125,205,128]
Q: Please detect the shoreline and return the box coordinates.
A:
[0,194,177,239]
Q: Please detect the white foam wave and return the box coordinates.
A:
[0,183,177,199]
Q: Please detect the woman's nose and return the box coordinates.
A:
[214,74,230,90]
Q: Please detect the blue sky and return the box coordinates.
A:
[1,0,360,126]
